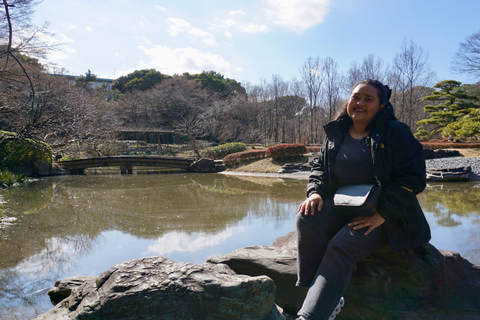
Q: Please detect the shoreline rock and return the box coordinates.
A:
[37,232,480,320]
[36,257,284,320]
[208,231,480,320]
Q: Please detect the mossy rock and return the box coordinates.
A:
[0,131,53,169]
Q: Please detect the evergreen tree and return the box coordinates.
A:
[415,80,479,139]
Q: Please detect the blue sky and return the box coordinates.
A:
[32,0,480,86]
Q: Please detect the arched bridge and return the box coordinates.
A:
[56,156,196,174]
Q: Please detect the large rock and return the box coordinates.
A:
[36,256,284,320]
[32,160,51,176]
[189,158,216,173]
[208,232,480,320]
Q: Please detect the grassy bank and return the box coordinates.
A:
[226,155,310,173]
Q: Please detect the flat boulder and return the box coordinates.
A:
[426,166,473,181]
[208,231,480,320]
[36,256,284,320]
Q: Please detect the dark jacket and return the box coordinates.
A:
[307,111,431,251]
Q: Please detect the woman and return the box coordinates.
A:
[296,79,431,320]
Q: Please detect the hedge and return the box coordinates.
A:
[222,149,266,166]
[0,131,53,168]
[421,143,480,150]
[202,142,247,160]
[265,143,307,160]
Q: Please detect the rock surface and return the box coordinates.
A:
[189,158,217,173]
[36,256,284,320]
[32,160,51,176]
[208,231,480,320]
[426,166,473,181]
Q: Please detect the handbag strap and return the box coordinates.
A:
[366,137,382,187]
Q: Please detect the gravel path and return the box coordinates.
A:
[426,157,480,175]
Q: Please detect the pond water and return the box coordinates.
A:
[0,173,479,319]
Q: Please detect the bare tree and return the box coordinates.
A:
[451,29,480,80]
[268,74,289,143]
[299,56,324,143]
[345,54,387,92]
[322,56,342,123]
[345,60,362,93]
[1,0,59,137]
[361,54,387,82]
[389,39,436,130]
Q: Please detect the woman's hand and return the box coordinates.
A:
[297,193,323,216]
[348,213,385,236]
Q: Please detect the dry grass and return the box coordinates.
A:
[227,155,310,173]
[447,148,480,158]
[228,158,283,173]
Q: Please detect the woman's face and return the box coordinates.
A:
[347,84,385,127]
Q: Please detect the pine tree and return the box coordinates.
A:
[415,80,479,139]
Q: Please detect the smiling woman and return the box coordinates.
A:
[295,79,431,320]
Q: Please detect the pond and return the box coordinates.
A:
[0,173,479,319]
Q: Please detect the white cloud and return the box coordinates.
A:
[202,38,217,46]
[144,229,237,256]
[265,0,329,31]
[167,18,214,44]
[85,26,93,32]
[240,23,270,33]
[229,10,246,16]
[113,52,124,59]
[154,5,167,12]
[221,18,270,35]
[188,27,210,37]
[224,19,236,28]
[138,36,153,46]
[138,44,231,76]
[35,31,75,62]
[167,18,191,36]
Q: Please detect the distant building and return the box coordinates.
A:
[49,74,114,90]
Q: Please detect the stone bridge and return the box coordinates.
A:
[56,156,197,174]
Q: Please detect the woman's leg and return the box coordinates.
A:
[296,198,349,287]
[297,223,388,320]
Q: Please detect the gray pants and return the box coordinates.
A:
[296,198,388,320]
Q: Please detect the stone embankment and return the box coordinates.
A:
[37,233,480,320]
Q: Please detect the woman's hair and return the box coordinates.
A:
[335,79,394,120]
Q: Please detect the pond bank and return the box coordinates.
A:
[220,153,480,181]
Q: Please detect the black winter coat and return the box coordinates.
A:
[307,111,431,252]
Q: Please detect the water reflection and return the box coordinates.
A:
[420,183,480,226]
[0,175,479,319]
[0,173,303,319]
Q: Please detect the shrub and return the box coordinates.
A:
[0,131,53,168]
[222,149,266,166]
[202,142,247,160]
[0,169,25,188]
[421,143,480,149]
[266,143,307,160]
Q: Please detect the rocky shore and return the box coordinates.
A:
[36,232,480,320]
